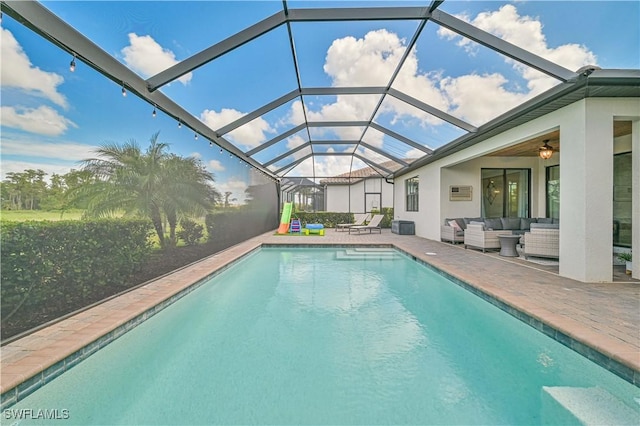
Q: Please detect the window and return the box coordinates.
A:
[405,177,419,212]
[614,152,632,247]
[481,169,530,217]
[546,165,560,219]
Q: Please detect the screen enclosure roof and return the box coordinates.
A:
[2,0,638,182]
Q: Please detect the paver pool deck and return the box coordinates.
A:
[2,229,639,407]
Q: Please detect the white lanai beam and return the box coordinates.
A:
[146,6,431,91]
[430,9,575,82]
[353,154,394,175]
[246,124,307,156]
[274,154,314,175]
[215,89,299,137]
[358,141,409,166]
[264,143,311,167]
[286,7,429,22]
[308,121,370,128]
[282,1,315,182]
[0,0,273,177]
[146,12,287,91]
[302,87,387,96]
[388,88,477,133]
[311,140,360,145]
[369,123,433,154]
[350,6,431,179]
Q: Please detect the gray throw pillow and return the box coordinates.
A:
[484,218,502,230]
[464,217,483,226]
[501,217,521,230]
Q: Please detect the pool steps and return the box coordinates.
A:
[541,386,640,425]
[335,248,402,260]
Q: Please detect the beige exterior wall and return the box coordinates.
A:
[393,97,639,282]
[325,178,393,213]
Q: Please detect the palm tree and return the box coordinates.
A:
[73,132,218,248]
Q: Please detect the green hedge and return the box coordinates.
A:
[294,208,394,228]
[1,219,152,330]
[293,212,354,228]
[370,207,394,228]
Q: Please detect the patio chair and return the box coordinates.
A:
[348,214,384,234]
[523,224,559,259]
[336,213,369,232]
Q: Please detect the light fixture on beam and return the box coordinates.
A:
[121,82,127,97]
[152,105,157,118]
[69,53,76,72]
[177,120,182,129]
[194,133,198,140]
[539,139,554,159]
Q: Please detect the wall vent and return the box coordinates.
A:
[450,185,472,201]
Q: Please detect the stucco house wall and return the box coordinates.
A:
[325,177,393,213]
[394,97,639,282]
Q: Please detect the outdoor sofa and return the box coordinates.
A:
[441,217,559,254]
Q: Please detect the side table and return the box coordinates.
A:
[498,234,521,257]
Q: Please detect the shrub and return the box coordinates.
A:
[296,209,394,228]
[177,218,204,246]
[294,212,354,228]
[1,219,152,334]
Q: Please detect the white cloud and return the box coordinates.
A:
[208,159,225,172]
[405,148,426,159]
[283,29,449,176]
[0,133,96,180]
[240,4,599,178]
[121,33,192,84]
[1,105,77,136]
[285,146,362,178]
[200,108,274,149]
[285,134,307,151]
[437,4,597,96]
[1,27,68,108]
[324,29,405,87]
[1,137,95,162]
[440,73,527,125]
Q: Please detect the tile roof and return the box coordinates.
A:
[319,160,410,185]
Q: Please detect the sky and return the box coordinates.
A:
[1,0,639,203]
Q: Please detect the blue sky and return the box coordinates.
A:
[1,0,639,202]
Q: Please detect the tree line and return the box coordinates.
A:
[1,168,95,211]
[2,133,224,249]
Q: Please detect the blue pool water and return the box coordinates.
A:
[7,248,639,425]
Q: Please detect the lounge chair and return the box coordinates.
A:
[336,213,369,232]
[348,214,384,234]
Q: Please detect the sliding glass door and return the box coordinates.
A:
[481,168,530,218]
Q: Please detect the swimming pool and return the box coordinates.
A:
[5,247,639,424]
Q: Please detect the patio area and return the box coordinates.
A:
[1,229,639,408]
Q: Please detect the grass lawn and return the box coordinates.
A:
[1,209,85,221]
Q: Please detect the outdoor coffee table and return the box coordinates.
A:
[498,234,521,257]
